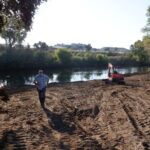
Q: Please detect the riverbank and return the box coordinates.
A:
[1,66,150,88]
[0,72,150,150]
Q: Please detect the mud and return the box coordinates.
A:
[0,72,150,150]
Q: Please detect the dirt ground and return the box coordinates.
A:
[0,72,150,150]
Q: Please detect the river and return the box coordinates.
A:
[0,66,150,87]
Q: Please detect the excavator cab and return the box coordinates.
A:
[105,63,125,84]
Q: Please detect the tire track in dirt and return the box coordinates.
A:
[113,89,150,150]
[0,129,28,150]
[88,87,146,150]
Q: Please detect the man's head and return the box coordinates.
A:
[38,70,43,75]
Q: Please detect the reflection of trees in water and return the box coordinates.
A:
[8,77,25,87]
[56,70,73,82]
[47,72,53,80]
[6,72,33,87]
[125,67,149,74]
[125,67,133,74]
[96,72,102,76]
[0,72,34,87]
[0,71,55,87]
[84,72,92,80]
[136,67,149,73]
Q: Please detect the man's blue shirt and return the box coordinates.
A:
[34,74,49,90]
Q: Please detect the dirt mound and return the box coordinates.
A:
[0,73,150,150]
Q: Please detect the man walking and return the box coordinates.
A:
[34,70,49,108]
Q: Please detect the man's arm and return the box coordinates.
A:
[34,76,40,87]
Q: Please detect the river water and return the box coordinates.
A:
[0,66,150,87]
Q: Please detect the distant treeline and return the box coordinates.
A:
[0,48,147,71]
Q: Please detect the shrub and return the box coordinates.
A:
[54,48,72,66]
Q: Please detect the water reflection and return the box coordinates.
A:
[0,71,36,87]
[56,70,73,82]
[0,66,150,87]
[84,72,92,80]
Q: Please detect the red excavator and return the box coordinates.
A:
[104,63,125,84]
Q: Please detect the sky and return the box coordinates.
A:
[4,0,150,49]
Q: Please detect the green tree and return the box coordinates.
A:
[141,6,150,56]
[143,36,150,51]
[0,0,47,32]
[96,54,108,66]
[1,28,16,48]
[85,44,92,51]
[1,17,27,48]
[142,6,150,35]
[130,40,149,63]
[54,48,72,66]
[34,41,49,50]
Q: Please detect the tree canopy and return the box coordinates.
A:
[54,48,72,66]
[130,40,149,63]
[142,6,150,35]
[141,6,150,52]
[1,17,27,48]
[34,41,49,50]
[0,0,47,32]
[129,5,150,64]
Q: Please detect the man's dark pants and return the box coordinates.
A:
[37,87,46,108]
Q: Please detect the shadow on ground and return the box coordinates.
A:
[44,108,76,135]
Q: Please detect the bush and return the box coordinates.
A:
[54,48,72,66]
[96,54,108,66]
[0,48,147,71]
[108,56,138,67]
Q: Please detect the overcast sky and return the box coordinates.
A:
[6,0,150,49]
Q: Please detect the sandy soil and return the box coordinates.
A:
[0,73,150,150]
